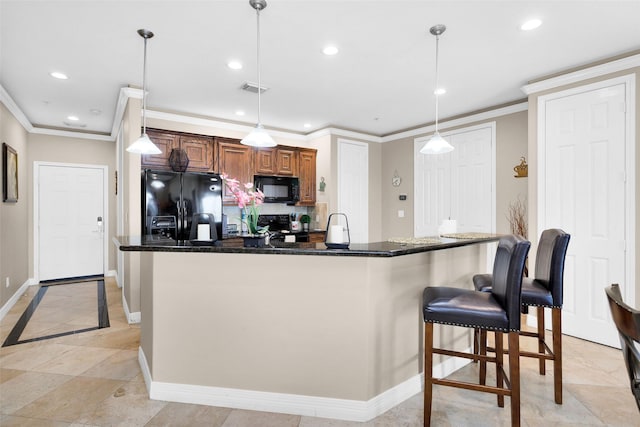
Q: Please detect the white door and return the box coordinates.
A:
[337,139,369,243]
[38,163,106,281]
[541,81,629,347]
[451,127,494,233]
[415,123,495,237]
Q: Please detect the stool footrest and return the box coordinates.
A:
[432,377,512,397]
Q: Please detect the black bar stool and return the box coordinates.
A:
[422,235,530,427]
[605,283,640,412]
[474,229,570,404]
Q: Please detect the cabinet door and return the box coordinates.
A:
[254,148,276,175]
[142,130,177,170]
[217,139,253,204]
[276,148,298,176]
[298,148,317,205]
[180,135,214,172]
[309,232,325,243]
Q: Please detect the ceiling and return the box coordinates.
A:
[2,1,640,139]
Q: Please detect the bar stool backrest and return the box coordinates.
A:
[491,235,531,331]
[605,283,640,411]
[534,229,570,307]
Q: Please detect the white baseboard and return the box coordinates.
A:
[138,347,153,394]
[0,278,35,321]
[122,292,141,324]
[105,270,116,277]
[136,346,470,422]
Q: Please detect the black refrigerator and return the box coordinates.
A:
[142,169,223,242]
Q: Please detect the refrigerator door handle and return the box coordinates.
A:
[182,200,189,236]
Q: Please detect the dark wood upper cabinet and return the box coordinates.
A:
[215,137,253,204]
[142,129,214,172]
[298,148,317,206]
[254,148,276,175]
[276,148,298,176]
[254,147,298,176]
[180,135,214,172]
[141,130,316,206]
[140,130,177,169]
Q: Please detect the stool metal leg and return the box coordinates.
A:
[424,322,434,427]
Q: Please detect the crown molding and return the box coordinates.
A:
[521,53,640,95]
[29,127,113,141]
[111,87,142,137]
[314,127,383,143]
[381,102,528,142]
[0,84,34,132]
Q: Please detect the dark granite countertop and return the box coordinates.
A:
[114,234,501,257]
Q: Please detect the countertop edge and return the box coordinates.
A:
[113,235,501,257]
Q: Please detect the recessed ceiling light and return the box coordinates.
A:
[521,19,542,31]
[303,123,311,128]
[49,71,68,80]
[434,88,446,95]
[67,115,79,121]
[89,109,102,115]
[323,45,339,56]
[228,61,243,70]
[63,121,86,128]
[235,110,245,116]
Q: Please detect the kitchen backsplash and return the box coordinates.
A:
[224,204,312,229]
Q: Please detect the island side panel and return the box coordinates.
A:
[364,243,487,396]
[145,252,372,401]
[140,252,154,375]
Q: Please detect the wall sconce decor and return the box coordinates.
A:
[513,156,528,178]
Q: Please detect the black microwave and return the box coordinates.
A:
[254,175,299,204]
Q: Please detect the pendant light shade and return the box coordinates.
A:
[242,0,276,148]
[241,123,276,147]
[127,132,161,155]
[127,29,161,155]
[420,24,454,155]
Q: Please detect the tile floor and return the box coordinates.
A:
[0,278,637,426]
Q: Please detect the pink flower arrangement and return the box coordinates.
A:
[221,173,267,235]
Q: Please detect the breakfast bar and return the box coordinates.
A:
[115,235,498,421]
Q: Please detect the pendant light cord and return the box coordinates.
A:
[142,35,148,134]
[434,32,440,134]
[256,7,262,125]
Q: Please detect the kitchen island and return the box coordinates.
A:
[115,234,499,421]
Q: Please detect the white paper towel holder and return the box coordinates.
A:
[324,213,350,249]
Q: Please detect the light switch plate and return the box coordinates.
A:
[398,210,405,218]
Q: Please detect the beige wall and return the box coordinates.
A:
[27,134,117,276]
[527,67,640,305]
[0,103,29,308]
[380,110,529,240]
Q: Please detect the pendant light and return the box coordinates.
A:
[420,24,454,155]
[127,29,161,155]
[241,0,276,148]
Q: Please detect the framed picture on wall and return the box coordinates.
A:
[3,142,18,203]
